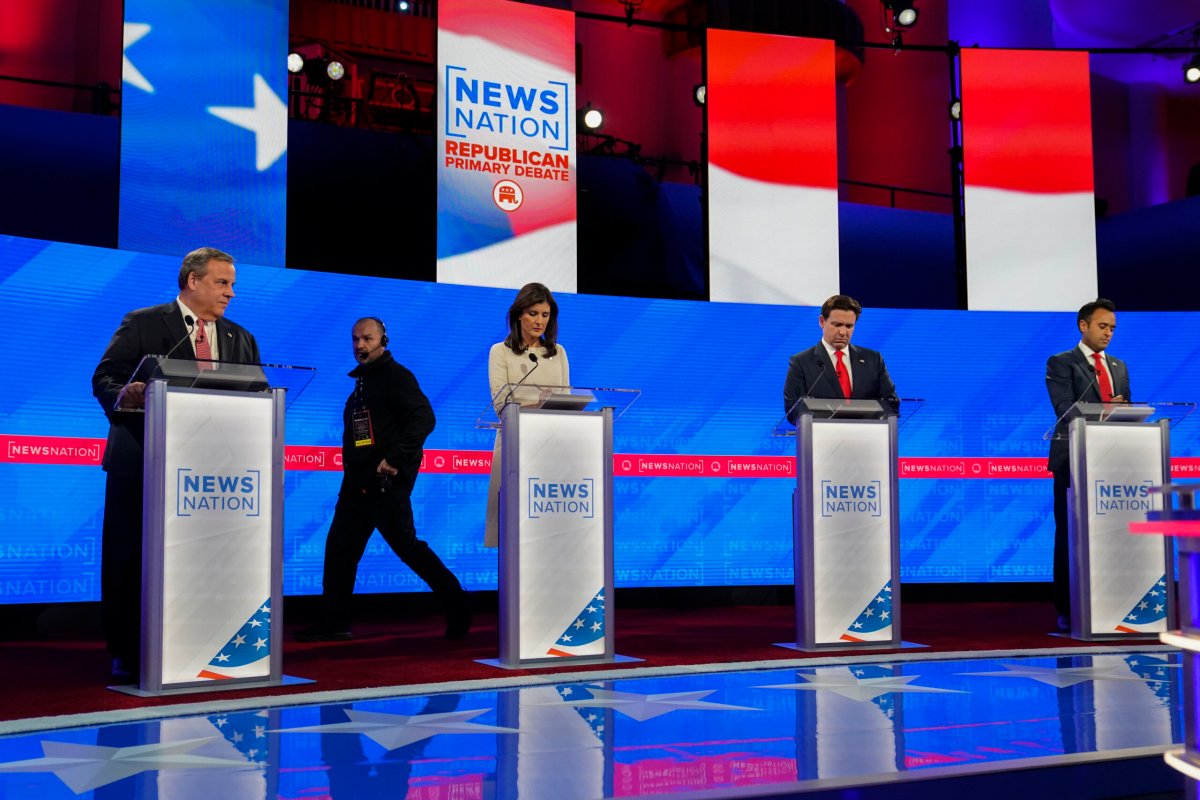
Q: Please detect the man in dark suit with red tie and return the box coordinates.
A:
[92,247,261,681]
[783,294,899,425]
[1045,298,1129,631]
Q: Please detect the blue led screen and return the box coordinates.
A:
[0,235,1197,603]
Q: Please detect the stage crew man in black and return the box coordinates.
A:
[297,316,471,642]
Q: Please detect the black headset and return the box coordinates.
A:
[368,316,389,348]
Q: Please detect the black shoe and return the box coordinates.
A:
[1056,614,1071,633]
[110,656,137,683]
[294,624,353,643]
[445,596,472,640]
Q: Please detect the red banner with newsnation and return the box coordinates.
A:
[5,434,1200,479]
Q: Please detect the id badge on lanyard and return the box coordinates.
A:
[351,379,374,447]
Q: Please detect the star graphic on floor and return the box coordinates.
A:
[208,74,288,171]
[758,668,964,702]
[0,737,258,793]
[539,687,759,721]
[961,663,1172,688]
[274,708,519,750]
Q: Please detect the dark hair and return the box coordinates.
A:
[178,246,234,290]
[820,294,862,319]
[354,316,388,348]
[1078,298,1116,325]
[504,282,558,357]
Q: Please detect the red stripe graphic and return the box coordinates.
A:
[960,49,1095,194]
[4,435,1197,480]
[439,0,575,74]
[708,30,837,188]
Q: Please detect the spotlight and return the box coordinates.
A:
[287,52,305,74]
[693,83,706,106]
[325,60,345,82]
[398,0,411,10]
[1186,55,1200,85]
[884,1,918,28]
[579,105,604,131]
[949,98,961,121]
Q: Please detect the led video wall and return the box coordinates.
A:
[1,235,1198,604]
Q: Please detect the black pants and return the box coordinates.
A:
[101,471,144,663]
[318,466,464,628]
[1052,469,1072,617]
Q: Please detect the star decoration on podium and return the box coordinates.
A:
[274,708,519,750]
[0,737,258,793]
[758,668,964,702]
[961,663,1172,688]
[540,687,758,721]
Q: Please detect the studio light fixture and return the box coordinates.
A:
[693,84,706,106]
[949,98,962,121]
[579,105,605,131]
[882,0,919,30]
[1185,54,1200,85]
[287,52,305,74]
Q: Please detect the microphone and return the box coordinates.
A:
[162,315,197,360]
[787,359,828,424]
[116,315,195,410]
[501,352,540,407]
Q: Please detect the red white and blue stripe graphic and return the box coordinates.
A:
[436,0,577,291]
[707,30,840,305]
[961,49,1098,310]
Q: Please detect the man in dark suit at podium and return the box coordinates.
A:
[783,294,899,424]
[1045,298,1129,631]
[92,247,261,682]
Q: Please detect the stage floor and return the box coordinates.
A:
[0,645,1185,799]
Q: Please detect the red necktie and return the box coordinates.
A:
[835,349,852,399]
[1091,352,1113,402]
[195,319,213,370]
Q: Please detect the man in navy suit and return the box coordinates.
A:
[1045,298,1129,631]
[92,246,261,681]
[783,294,899,424]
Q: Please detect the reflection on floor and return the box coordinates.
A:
[0,647,1183,799]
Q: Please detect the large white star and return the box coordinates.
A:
[759,669,964,702]
[541,687,759,721]
[274,708,519,750]
[123,22,154,93]
[208,75,288,171]
[961,663,1172,688]
[0,737,257,793]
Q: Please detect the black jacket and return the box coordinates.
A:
[1045,346,1131,473]
[341,350,436,491]
[783,342,899,424]
[92,301,261,478]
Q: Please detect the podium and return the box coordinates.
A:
[774,397,923,651]
[113,356,315,696]
[477,384,640,669]
[1049,400,1193,640]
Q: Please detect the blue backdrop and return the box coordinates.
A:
[0,235,1197,603]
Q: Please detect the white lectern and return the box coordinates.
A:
[114,356,315,696]
[478,385,639,669]
[1056,401,1190,641]
[776,397,922,652]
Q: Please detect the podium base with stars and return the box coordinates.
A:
[476,654,643,671]
[110,673,314,698]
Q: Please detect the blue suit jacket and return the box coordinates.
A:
[1045,346,1131,473]
[92,301,261,478]
[783,342,898,424]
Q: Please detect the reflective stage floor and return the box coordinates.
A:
[0,646,1185,799]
